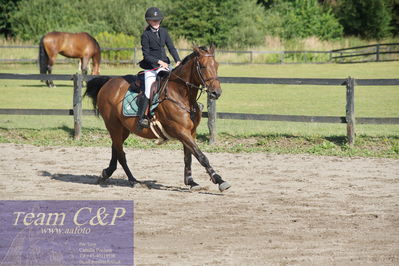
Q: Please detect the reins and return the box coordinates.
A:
[160,52,219,112]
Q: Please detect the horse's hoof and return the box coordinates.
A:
[101,169,110,179]
[97,169,111,184]
[129,180,140,187]
[190,184,202,191]
[219,181,231,192]
[187,179,201,191]
[97,177,108,184]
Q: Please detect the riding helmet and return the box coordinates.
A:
[145,7,163,21]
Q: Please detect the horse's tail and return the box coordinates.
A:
[38,36,48,74]
[84,76,111,116]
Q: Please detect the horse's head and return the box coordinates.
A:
[193,45,221,100]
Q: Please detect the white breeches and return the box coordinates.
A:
[144,67,169,98]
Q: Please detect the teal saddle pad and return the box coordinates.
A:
[122,90,160,117]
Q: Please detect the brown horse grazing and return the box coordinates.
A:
[39,32,101,87]
[85,46,231,192]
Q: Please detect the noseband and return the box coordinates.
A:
[161,52,219,113]
[195,53,219,92]
[170,53,219,96]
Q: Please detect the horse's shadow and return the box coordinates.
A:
[22,84,73,88]
[39,171,222,196]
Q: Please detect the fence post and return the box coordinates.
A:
[133,47,137,65]
[249,51,253,63]
[376,44,380,62]
[345,77,355,146]
[207,95,217,144]
[73,73,83,140]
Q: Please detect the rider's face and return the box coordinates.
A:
[147,20,161,29]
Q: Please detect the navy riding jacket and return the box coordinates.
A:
[139,26,181,70]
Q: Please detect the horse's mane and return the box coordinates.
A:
[179,46,209,66]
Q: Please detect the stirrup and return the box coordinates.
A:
[138,117,150,129]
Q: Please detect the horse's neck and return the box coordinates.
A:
[169,60,200,103]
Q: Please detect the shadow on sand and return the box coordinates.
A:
[39,170,223,196]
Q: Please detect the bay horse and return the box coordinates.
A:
[39,32,101,87]
[85,45,231,192]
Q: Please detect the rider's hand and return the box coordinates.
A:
[158,60,169,69]
[175,61,181,67]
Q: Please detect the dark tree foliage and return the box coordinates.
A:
[388,0,399,35]
[0,0,22,37]
[337,0,393,39]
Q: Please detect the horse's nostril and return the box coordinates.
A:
[210,91,220,99]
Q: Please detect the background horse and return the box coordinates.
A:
[39,32,101,87]
[85,46,231,192]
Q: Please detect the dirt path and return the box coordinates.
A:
[1,143,398,265]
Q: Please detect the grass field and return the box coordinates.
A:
[0,61,398,158]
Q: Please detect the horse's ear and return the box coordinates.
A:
[193,44,201,55]
[209,44,216,54]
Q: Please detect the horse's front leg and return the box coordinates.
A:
[184,145,201,191]
[179,131,231,192]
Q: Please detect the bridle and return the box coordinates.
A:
[158,51,220,113]
[169,53,219,100]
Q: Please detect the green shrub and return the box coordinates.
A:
[95,32,135,61]
[7,0,168,42]
[165,0,267,48]
[227,0,267,48]
[264,0,343,40]
[8,0,85,41]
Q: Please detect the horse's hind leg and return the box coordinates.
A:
[106,124,139,186]
[46,56,56,88]
[98,146,117,183]
[183,145,201,190]
[91,53,100,75]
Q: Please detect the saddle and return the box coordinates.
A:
[121,71,168,117]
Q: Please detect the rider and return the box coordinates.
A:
[137,7,181,129]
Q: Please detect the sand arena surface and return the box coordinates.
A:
[0,143,398,265]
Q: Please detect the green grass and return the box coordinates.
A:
[0,62,398,158]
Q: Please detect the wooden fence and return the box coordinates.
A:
[1,43,399,64]
[0,73,398,145]
[331,43,399,63]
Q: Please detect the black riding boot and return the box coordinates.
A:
[137,95,150,129]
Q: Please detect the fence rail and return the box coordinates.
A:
[0,73,398,145]
[1,43,399,64]
[331,43,399,63]
[2,109,398,125]
[2,73,399,86]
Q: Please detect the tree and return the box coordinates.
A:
[387,0,399,35]
[7,0,169,42]
[337,0,392,39]
[164,0,267,48]
[0,0,22,37]
[264,0,343,40]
